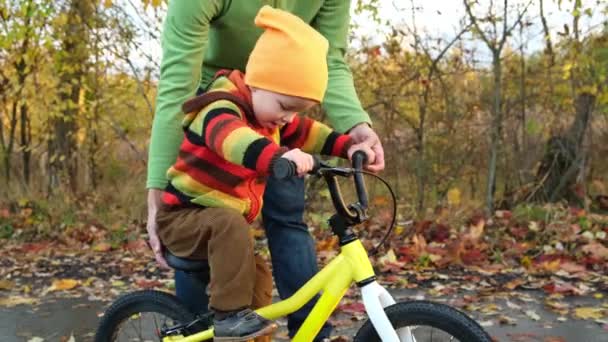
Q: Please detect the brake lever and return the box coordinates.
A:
[317,166,354,178]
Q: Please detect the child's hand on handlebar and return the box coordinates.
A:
[281,148,315,177]
[347,144,376,170]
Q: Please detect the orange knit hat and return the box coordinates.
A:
[245,6,329,102]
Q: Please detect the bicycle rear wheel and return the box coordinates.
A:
[95,290,198,342]
[354,300,492,342]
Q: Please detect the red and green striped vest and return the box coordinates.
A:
[162,70,352,222]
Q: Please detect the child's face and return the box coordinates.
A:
[250,87,317,129]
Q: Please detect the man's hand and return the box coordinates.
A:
[348,123,385,172]
[347,143,375,167]
[147,188,170,269]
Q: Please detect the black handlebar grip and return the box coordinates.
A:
[352,150,368,170]
[272,155,322,180]
[351,150,369,209]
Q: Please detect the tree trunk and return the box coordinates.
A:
[48,0,93,193]
[5,101,18,182]
[530,93,595,203]
[486,52,502,213]
[20,102,31,185]
[519,23,527,155]
[415,97,427,214]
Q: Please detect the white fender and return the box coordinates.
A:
[360,281,416,342]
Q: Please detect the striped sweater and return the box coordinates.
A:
[162,70,353,222]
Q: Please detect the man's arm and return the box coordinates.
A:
[311,0,370,133]
[146,1,224,267]
[311,0,385,172]
[147,0,224,189]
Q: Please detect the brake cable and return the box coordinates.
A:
[356,170,398,257]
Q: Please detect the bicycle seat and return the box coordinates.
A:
[164,250,209,273]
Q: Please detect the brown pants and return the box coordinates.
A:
[157,205,272,313]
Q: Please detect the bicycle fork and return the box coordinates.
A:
[361,281,416,342]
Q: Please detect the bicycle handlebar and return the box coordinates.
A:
[272,151,370,224]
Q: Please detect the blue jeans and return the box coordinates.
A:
[175,176,332,340]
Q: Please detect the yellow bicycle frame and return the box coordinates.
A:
[164,238,375,342]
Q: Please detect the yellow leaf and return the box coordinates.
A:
[574,307,605,320]
[112,280,126,288]
[50,279,79,291]
[538,259,561,272]
[93,242,112,252]
[103,0,112,8]
[378,249,397,264]
[0,296,38,307]
[521,256,532,268]
[151,0,162,7]
[0,280,15,290]
[394,225,404,235]
[447,188,461,206]
[82,277,96,287]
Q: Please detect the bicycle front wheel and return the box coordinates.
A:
[95,290,197,342]
[354,300,492,342]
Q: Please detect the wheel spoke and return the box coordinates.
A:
[107,311,180,342]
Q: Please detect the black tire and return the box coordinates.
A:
[95,290,196,342]
[354,301,492,342]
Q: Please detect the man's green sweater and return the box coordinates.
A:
[147,0,370,189]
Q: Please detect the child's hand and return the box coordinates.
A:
[281,148,315,177]
[347,144,376,170]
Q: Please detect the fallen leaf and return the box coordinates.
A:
[411,234,427,256]
[123,239,150,254]
[542,281,583,295]
[479,320,494,327]
[582,242,608,260]
[111,280,126,288]
[0,280,15,291]
[529,221,540,232]
[20,242,51,253]
[504,278,526,290]
[62,333,76,342]
[506,300,521,310]
[378,249,397,265]
[466,218,485,242]
[574,307,606,320]
[0,208,9,218]
[50,279,79,291]
[135,279,164,289]
[337,302,365,314]
[525,310,541,321]
[544,337,565,342]
[93,242,112,252]
[498,315,517,325]
[0,296,38,307]
[22,285,31,294]
[559,261,587,274]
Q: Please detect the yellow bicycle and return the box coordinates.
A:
[95,152,492,342]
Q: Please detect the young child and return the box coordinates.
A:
[156,6,373,341]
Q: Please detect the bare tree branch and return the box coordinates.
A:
[463,0,495,51]
[499,0,533,50]
[538,0,554,64]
